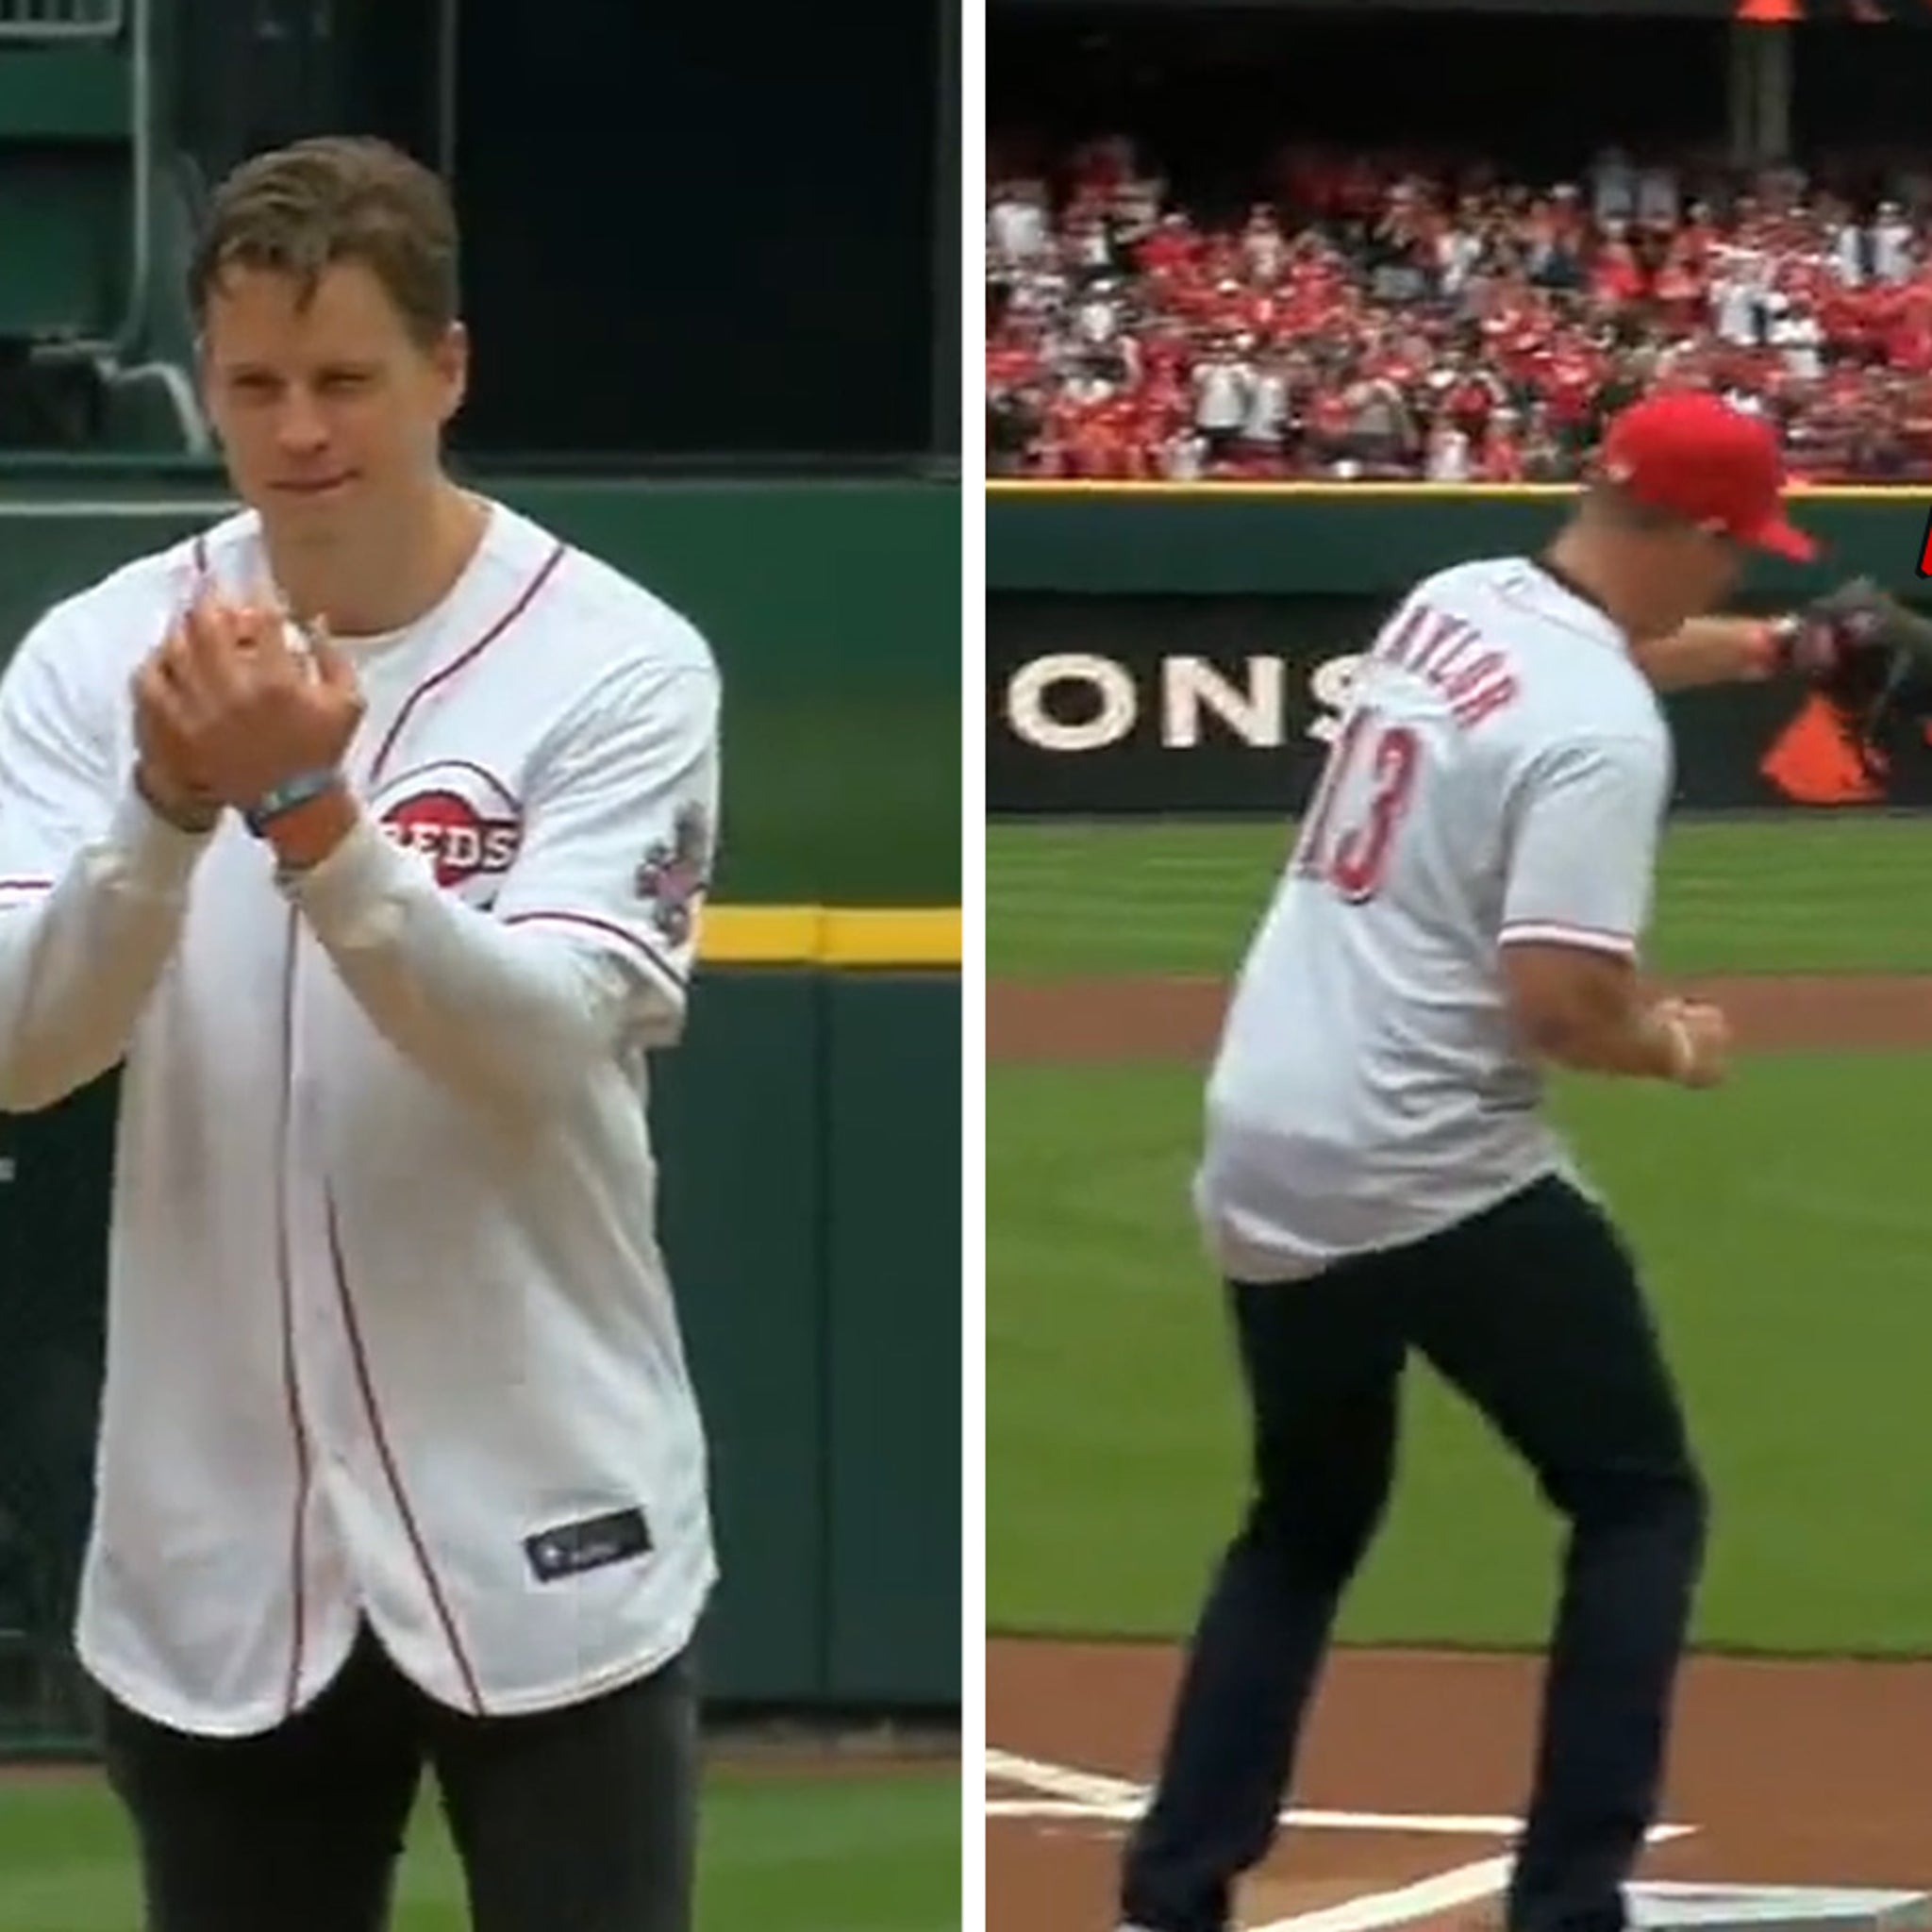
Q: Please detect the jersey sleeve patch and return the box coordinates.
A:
[633,799,712,951]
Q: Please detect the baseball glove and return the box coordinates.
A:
[1778,576,1932,773]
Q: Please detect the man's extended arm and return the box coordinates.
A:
[1629,616,1783,691]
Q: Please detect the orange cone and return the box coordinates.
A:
[1759,693,1884,805]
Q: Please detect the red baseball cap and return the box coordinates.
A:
[1598,391,1817,562]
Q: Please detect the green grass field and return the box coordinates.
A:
[987,816,1932,1656]
[0,1763,959,1932]
[989,814,1932,979]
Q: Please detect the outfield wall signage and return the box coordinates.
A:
[988,593,1932,816]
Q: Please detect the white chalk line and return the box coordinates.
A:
[1248,1826,1697,1932]
[988,1797,1567,1837]
[988,1796,1140,1821]
[987,1748,1144,1810]
[987,1748,1524,1833]
[1250,1850,1521,1932]
[1249,1824,1698,1932]
[986,1748,1697,1842]
[989,1749,1700,1932]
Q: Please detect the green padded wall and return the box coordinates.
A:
[824,974,963,1705]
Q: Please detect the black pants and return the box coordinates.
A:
[1120,1174,1708,1932]
[99,1620,699,1932]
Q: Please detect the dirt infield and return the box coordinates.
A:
[987,1639,1932,1929]
[989,968,1932,1924]
[990,973,1932,1064]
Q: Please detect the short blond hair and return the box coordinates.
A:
[190,135,459,349]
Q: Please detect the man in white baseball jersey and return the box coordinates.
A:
[1117,392,1819,1932]
[0,137,717,1931]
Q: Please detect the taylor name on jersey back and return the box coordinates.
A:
[1369,596,1522,732]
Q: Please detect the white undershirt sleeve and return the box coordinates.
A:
[0,607,215,1112]
[281,657,720,1116]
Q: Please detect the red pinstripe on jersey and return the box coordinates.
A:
[367,539,568,788]
[501,908,687,988]
[273,916,313,1718]
[324,1186,487,1714]
[273,529,565,1713]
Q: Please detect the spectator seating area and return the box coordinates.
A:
[0,0,206,453]
[987,135,1932,484]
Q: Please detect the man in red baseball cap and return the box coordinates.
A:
[1536,390,1817,661]
[1600,390,1816,560]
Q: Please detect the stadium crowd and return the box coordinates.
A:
[986,136,1932,482]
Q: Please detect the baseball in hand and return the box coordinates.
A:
[1655,997,1731,1089]
[136,591,361,811]
[279,609,332,676]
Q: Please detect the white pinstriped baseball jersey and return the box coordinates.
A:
[1194,555,1674,1282]
[0,498,720,1735]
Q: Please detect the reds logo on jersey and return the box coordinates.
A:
[372,760,523,908]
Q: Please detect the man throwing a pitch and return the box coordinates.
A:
[1116,391,1932,1932]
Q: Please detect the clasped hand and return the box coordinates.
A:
[133,589,364,827]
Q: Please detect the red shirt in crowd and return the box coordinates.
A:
[1591,245,1645,307]
[1477,429,1524,480]
[1445,373,1497,436]
[1539,346,1601,428]
[1138,221,1196,278]
[1652,259,1704,328]
[986,340,1041,391]
[1307,391,1354,445]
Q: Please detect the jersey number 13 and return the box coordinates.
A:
[1291,705,1420,903]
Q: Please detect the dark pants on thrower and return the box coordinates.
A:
[1120,1174,1708,1932]
[99,1619,699,1932]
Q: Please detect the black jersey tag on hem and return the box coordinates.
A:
[523,1507,652,1584]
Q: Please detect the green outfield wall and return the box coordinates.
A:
[0,470,960,905]
[987,483,1932,819]
[986,481,1932,600]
